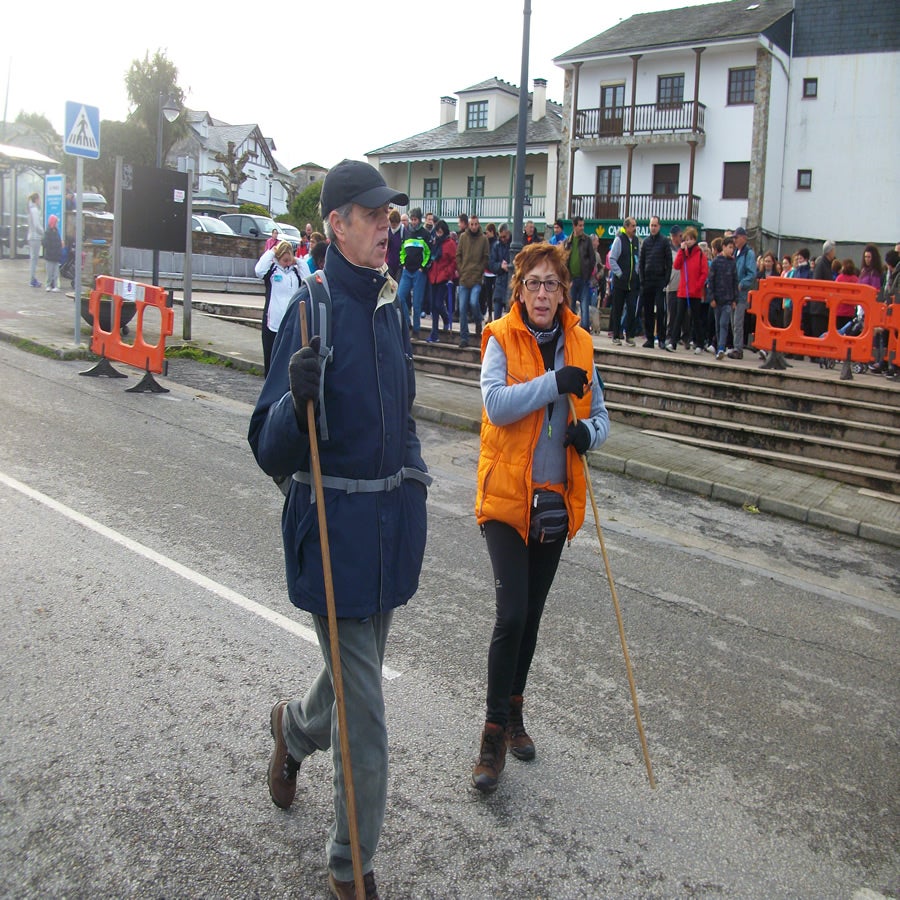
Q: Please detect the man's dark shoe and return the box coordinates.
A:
[268,700,300,809]
[506,695,536,761]
[642,340,654,348]
[472,722,507,793]
[727,349,744,360]
[329,870,379,899]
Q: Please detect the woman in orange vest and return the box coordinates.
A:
[472,242,610,793]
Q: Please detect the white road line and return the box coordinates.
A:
[0,470,402,680]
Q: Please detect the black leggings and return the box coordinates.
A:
[482,520,565,726]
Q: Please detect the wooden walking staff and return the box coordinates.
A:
[568,396,656,790]
[299,301,366,899]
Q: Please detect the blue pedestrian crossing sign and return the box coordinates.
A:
[64,102,101,159]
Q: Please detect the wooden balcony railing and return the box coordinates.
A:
[399,195,546,222]
[574,101,706,139]
[570,193,701,222]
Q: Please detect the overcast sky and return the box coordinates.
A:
[4,0,713,171]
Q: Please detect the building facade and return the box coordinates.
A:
[554,0,899,253]
[367,78,562,229]
[168,111,293,217]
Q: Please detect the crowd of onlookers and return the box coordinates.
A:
[384,209,898,379]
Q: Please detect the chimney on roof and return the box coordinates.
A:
[440,96,457,126]
[532,78,547,122]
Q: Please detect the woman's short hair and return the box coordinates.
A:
[388,209,400,226]
[509,243,571,305]
[273,240,293,258]
[683,226,698,241]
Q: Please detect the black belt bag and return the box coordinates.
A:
[529,489,568,543]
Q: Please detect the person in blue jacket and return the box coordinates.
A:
[248,159,430,900]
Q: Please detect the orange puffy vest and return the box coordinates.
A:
[475,302,594,543]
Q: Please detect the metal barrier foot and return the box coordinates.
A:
[79,356,128,378]
[125,369,169,393]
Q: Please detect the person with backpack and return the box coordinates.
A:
[255,240,309,374]
[249,160,430,900]
[397,207,432,337]
[608,217,641,345]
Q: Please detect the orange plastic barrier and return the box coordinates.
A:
[88,276,174,375]
[748,277,882,362]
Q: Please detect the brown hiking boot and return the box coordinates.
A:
[506,695,536,761]
[268,700,301,809]
[328,870,379,899]
[471,722,507,793]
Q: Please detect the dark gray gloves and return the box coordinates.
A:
[289,335,321,427]
[555,366,588,398]
[563,421,591,455]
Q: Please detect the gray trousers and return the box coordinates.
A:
[29,239,42,282]
[282,610,393,881]
[731,296,749,351]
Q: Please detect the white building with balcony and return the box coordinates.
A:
[366,78,562,229]
[167,111,294,217]
[554,0,899,253]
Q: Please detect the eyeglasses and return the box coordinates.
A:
[523,277,561,293]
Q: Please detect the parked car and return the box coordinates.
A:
[192,215,236,235]
[219,213,279,240]
[81,192,114,220]
[274,222,303,250]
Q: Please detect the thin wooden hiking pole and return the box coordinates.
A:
[299,301,366,899]
[568,396,656,789]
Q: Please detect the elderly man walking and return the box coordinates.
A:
[249,160,431,900]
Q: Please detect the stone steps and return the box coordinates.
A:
[409,337,900,494]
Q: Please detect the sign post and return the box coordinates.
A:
[64,101,100,346]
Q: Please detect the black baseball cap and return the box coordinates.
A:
[669,225,682,235]
[320,159,408,216]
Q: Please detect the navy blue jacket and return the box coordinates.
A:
[248,244,428,618]
[489,237,512,295]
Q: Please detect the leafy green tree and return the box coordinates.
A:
[15,111,62,157]
[124,50,188,157]
[206,140,252,203]
[291,181,323,233]
[82,119,156,206]
[239,202,271,217]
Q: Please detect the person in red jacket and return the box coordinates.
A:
[426,220,457,343]
[668,227,710,353]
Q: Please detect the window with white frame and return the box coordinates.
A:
[466,101,488,129]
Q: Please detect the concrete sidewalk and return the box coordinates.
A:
[0,256,897,547]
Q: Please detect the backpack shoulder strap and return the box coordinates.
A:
[301,270,334,441]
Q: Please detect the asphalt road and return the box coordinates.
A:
[0,346,897,899]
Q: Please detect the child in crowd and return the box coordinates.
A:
[707,236,739,360]
[42,215,63,292]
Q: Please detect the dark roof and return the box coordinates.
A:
[554,0,794,61]
[793,0,900,56]
[368,79,563,158]
[367,107,562,157]
[457,77,521,96]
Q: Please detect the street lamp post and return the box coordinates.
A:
[230,181,239,206]
[152,92,180,287]
[510,0,532,259]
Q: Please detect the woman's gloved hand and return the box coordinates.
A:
[555,366,588,398]
[563,421,591,455]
